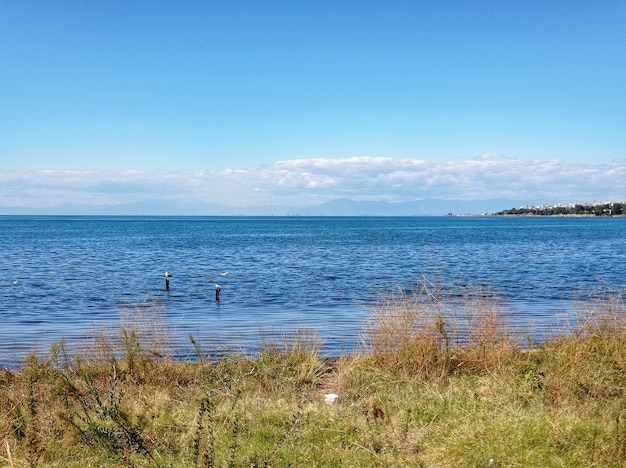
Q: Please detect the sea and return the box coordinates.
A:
[1,216,625,367]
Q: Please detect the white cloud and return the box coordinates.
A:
[1,156,624,212]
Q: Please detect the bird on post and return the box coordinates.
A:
[164,271,172,290]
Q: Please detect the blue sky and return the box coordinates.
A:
[1,1,625,212]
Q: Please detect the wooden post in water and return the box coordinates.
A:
[215,284,221,301]
[165,271,172,290]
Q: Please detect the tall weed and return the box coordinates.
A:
[59,359,160,467]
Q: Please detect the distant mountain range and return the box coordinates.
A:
[0,198,531,216]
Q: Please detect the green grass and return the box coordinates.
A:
[1,286,625,467]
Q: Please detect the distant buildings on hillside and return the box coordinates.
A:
[494,201,626,216]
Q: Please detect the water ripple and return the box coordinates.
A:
[1,216,625,365]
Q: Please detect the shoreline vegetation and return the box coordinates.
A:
[1,283,625,466]
[492,201,626,216]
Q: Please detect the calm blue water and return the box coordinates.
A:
[1,216,625,366]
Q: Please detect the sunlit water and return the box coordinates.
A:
[1,216,625,366]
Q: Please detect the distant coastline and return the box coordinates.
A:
[492,201,626,216]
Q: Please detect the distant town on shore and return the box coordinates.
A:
[493,201,626,216]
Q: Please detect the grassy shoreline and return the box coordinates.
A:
[1,287,625,467]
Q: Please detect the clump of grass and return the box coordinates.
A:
[0,354,65,467]
[58,358,160,467]
[448,289,519,373]
[364,280,452,379]
[364,280,517,379]
[540,291,626,408]
[251,327,328,396]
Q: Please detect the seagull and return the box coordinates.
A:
[12,280,18,285]
[220,271,229,276]
[165,271,173,278]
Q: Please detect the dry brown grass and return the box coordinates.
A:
[539,291,626,409]
[364,281,450,379]
[449,290,519,373]
[364,281,519,379]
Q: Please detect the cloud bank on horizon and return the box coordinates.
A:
[1,155,624,214]
[2,2,625,214]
